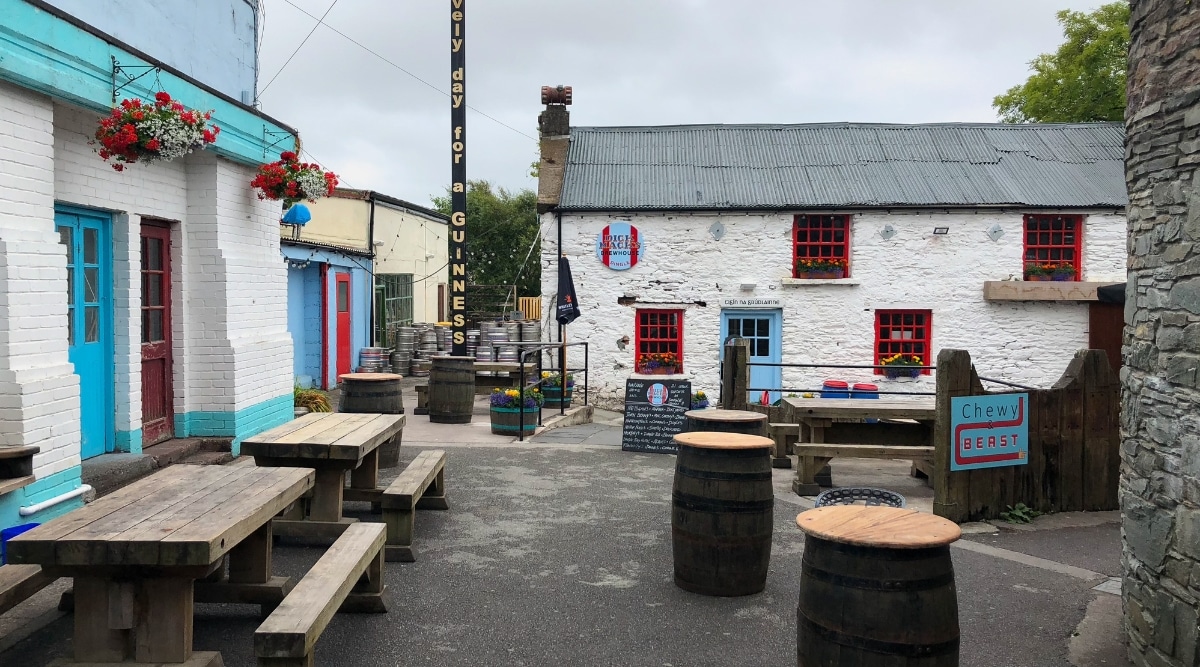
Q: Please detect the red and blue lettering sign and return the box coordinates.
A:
[950,394,1029,471]
[596,222,645,270]
[646,383,669,406]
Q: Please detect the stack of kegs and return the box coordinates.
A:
[357,347,391,373]
[391,327,418,376]
[435,324,452,352]
[466,329,481,359]
[520,321,540,344]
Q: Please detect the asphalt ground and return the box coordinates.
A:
[2,424,1128,667]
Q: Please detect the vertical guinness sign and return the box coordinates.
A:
[449,0,467,355]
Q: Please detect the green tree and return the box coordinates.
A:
[993,2,1129,123]
[432,181,541,298]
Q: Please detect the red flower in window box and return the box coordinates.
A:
[794,257,847,280]
[93,92,219,171]
[1024,262,1075,282]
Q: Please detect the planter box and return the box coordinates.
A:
[884,368,922,379]
[490,407,540,435]
[638,368,681,375]
[796,269,845,280]
[544,386,573,409]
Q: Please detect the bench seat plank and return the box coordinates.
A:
[255,523,387,662]
[0,564,54,615]
[792,444,934,459]
[382,451,448,562]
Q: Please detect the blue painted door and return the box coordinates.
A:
[56,208,114,459]
[721,310,783,405]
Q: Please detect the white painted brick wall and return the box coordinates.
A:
[0,81,80,479]
[542,210,1127,408]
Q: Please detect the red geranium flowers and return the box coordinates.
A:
[251,151,339,208]
[94,92,218,171]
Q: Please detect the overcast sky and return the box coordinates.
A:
[255,0,1108,208]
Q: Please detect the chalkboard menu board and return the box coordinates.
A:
[621,377,692,454]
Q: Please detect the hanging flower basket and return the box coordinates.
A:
[94,92,219,171]
[251,151,339,208]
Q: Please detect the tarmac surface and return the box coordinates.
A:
[0,405,1132,667]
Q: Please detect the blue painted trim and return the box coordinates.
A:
[115,429,143,455]
[719,309,783,405]
[0,466,84,535]
[0,0,297,166]
[175,393,292,456]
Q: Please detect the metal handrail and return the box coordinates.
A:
[511,341,590,442]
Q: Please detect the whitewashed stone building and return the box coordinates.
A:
[537,103,1128,409]
[0,0,298,531]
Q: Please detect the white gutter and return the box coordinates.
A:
[19,484,92,517]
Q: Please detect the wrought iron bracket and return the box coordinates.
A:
[111,56,161,105]
[263,127,293,158]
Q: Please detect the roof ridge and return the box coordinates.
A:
[570,122,1124,132]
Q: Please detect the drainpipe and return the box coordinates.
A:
[20,484,93,516]
[368,195,377,345]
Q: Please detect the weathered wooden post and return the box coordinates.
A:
[720,338,750,411]
[932,349,981,523]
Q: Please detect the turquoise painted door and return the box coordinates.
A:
[56,208,114,459]
[721,310,783,405]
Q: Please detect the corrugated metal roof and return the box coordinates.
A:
[557,122,1127,210]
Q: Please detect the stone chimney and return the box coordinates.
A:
[537,85,572,214]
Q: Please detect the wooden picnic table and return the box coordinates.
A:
[241,412,405,539]
[783,397,937,423]
[6,464,313,666]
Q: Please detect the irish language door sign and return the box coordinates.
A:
[950,393,1029,471]
[596,222,644,270]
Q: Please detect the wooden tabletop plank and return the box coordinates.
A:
[53,466,247,566]
[241,413,326,447]
[271,413,376,459]
[5,466,200,565]
[684,409,768,422]
[673,432,774,450]
[783,397,937,421]
[160,467,313,566]
[106,466,279,565]
[326,414,404,460]
[795,506,961,548]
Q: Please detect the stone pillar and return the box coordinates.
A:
[1123,3,1200,666]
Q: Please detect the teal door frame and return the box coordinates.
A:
[720,309,783,405]
[56,205,115,459]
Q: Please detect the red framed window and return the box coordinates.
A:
[793,214,851,278]
[874,310,932,375]
[1023,214,1083,281]
[635,309,683,373]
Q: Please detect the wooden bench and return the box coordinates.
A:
[382,450,448,562]
[414,384,429,415]
[767,423,800,469]
[0,564,54,616]
[792,444,935,496]
[254,522,388,667]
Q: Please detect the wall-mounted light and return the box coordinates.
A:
[932,227,950,235]
[740,282,757,291]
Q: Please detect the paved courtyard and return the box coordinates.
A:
[0,410,1130,666]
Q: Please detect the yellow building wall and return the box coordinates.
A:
[373,202,448,323]
[281,196,371,252]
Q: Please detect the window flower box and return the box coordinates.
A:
[794,257,848,280]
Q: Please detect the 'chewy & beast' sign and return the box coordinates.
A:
[950,393,1029,471]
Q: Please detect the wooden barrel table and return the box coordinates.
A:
[795,506,962,666]
[685,408,767,437]
[428,356,475,424]
[339,372,404,467]
[672,431,775,597]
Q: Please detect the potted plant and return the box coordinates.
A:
[1023,262,1059,281]
[293,385,332,416]
[880,353,923,379]
[1051,263,1077,281]
[692,391,710,409]
[794,257,848,279]
[637,352,680,375]
[251,151,339,208]
[94,92,219,171]
[489,387,544,436]
[541,372,575,409]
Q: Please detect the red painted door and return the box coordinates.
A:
[336,272,352,378]
[140,222,173,445]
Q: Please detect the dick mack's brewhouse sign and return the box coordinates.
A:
[448,0,467,354]
[596,222,645,270]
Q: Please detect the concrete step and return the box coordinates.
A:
[82,437,234,497]
[176,451,235,466]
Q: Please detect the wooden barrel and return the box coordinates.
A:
[685,408,767,437]
[428,356,475,424]
[672,431,775,597]
[543,386,573,409]
[795,507,961,666]
[339,373,404,468]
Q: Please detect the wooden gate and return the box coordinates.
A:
[932,349,1120,523]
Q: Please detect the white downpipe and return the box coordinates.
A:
[19,484,92,517]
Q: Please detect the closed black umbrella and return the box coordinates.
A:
[556,256,581,325]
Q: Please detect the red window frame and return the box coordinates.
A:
[793,214,851,278]
[1023,214,1083,281]
[634,309,684,372]
[874,310,932,375]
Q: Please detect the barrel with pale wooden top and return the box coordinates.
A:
[339,372,404,467]
[428,356,475,424]
[795,506,962,666]
[685,408,767,437]
[672,431,775,597]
